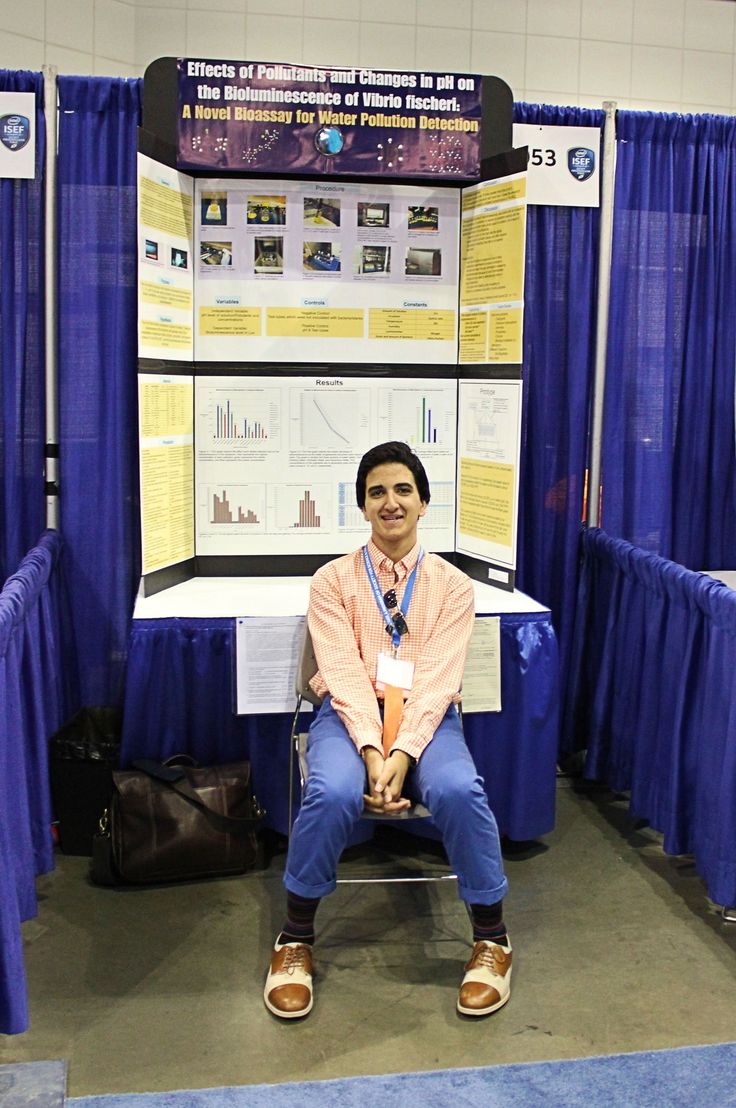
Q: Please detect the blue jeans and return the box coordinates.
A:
[284,697,508,905]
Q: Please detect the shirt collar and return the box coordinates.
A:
[366,538,420,578]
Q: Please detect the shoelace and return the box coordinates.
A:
[280,946,311,975]
[469,944,506,972]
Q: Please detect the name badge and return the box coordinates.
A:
[376,652,415,695]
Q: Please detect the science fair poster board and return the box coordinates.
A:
[194,373,457,557]
[137,58,524,591]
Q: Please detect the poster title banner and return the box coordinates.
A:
[177,59,482,179]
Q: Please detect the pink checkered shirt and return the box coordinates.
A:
[308,539,474,762]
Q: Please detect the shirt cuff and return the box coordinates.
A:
[391,732,429,762]
[388,748,417,768]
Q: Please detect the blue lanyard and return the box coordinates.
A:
[362,545,424,653]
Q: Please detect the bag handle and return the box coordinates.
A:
[163,753,198,769]
[132,759,265,832]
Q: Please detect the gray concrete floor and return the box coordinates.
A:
[2,779,736,1098]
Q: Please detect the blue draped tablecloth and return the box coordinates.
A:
[121,595,559,844]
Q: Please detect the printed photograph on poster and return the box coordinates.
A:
[194,374,458,557]
[455,379,522,570]
[303,196,341,227]
[303,241,341,272]
[200,192,228,225]
[193,177,459,364]
[137,153,195,359]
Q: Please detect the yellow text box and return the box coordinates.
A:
[459,312,488,363]
[460,206,525,306]
[266,307,364,338]
[140,281,192,310]
[139,175,192,239]
[140,380,193,439]
[462,178,526,213]
[140,319,192,350]
[489,307,522,364]
[459,458,514,546]
[369,308,455,341]
[141,444,194,574]
[199,307,261,337]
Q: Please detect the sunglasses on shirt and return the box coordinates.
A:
[383,588,409,638]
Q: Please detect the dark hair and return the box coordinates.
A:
[356,441,431,508]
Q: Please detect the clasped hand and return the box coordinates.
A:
[362,747,412,814]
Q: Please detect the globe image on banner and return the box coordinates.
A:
[314,125,344,157]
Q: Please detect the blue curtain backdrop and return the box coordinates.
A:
[601,111,736,569]
[512,103,602,746]
[57,76,143,707]
[0,70,46,582]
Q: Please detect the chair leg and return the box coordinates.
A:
[288,695,303,835]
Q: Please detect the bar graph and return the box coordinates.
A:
[207,485,264,527]
[197,383,280,447]
[212,490,260,524]
[271,483,330,531]
[378,382,456,450]
[214,400,268,440]
[294,489,321,528]
[418,395,438,444]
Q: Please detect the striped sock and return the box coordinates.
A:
[278,892,321,946]
[469,900,508,946]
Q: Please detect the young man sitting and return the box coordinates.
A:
[264,441,511,1019]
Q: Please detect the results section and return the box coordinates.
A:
[195,374,457,555]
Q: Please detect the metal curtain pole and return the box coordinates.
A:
[587,100,617,528]
[43,64,59,529]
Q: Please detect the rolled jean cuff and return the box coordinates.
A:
[458,876,509,905]
[284,871,338,899]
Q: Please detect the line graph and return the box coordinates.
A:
[290,387,371,451]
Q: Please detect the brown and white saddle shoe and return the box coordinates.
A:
[264,941,314,1019]
[457,939,512,1017]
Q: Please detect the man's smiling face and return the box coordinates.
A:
[362,462,427,558]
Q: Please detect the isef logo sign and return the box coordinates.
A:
[0,114,31,152]
[568,147,595,182]
[0,93,35,178]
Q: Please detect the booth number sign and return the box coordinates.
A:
[512,123,600,208]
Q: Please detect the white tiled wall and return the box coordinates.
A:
[1,0,736,113]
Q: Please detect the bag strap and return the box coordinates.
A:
[132,759,264,831]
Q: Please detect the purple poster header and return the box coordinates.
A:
[177,59,482,179]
